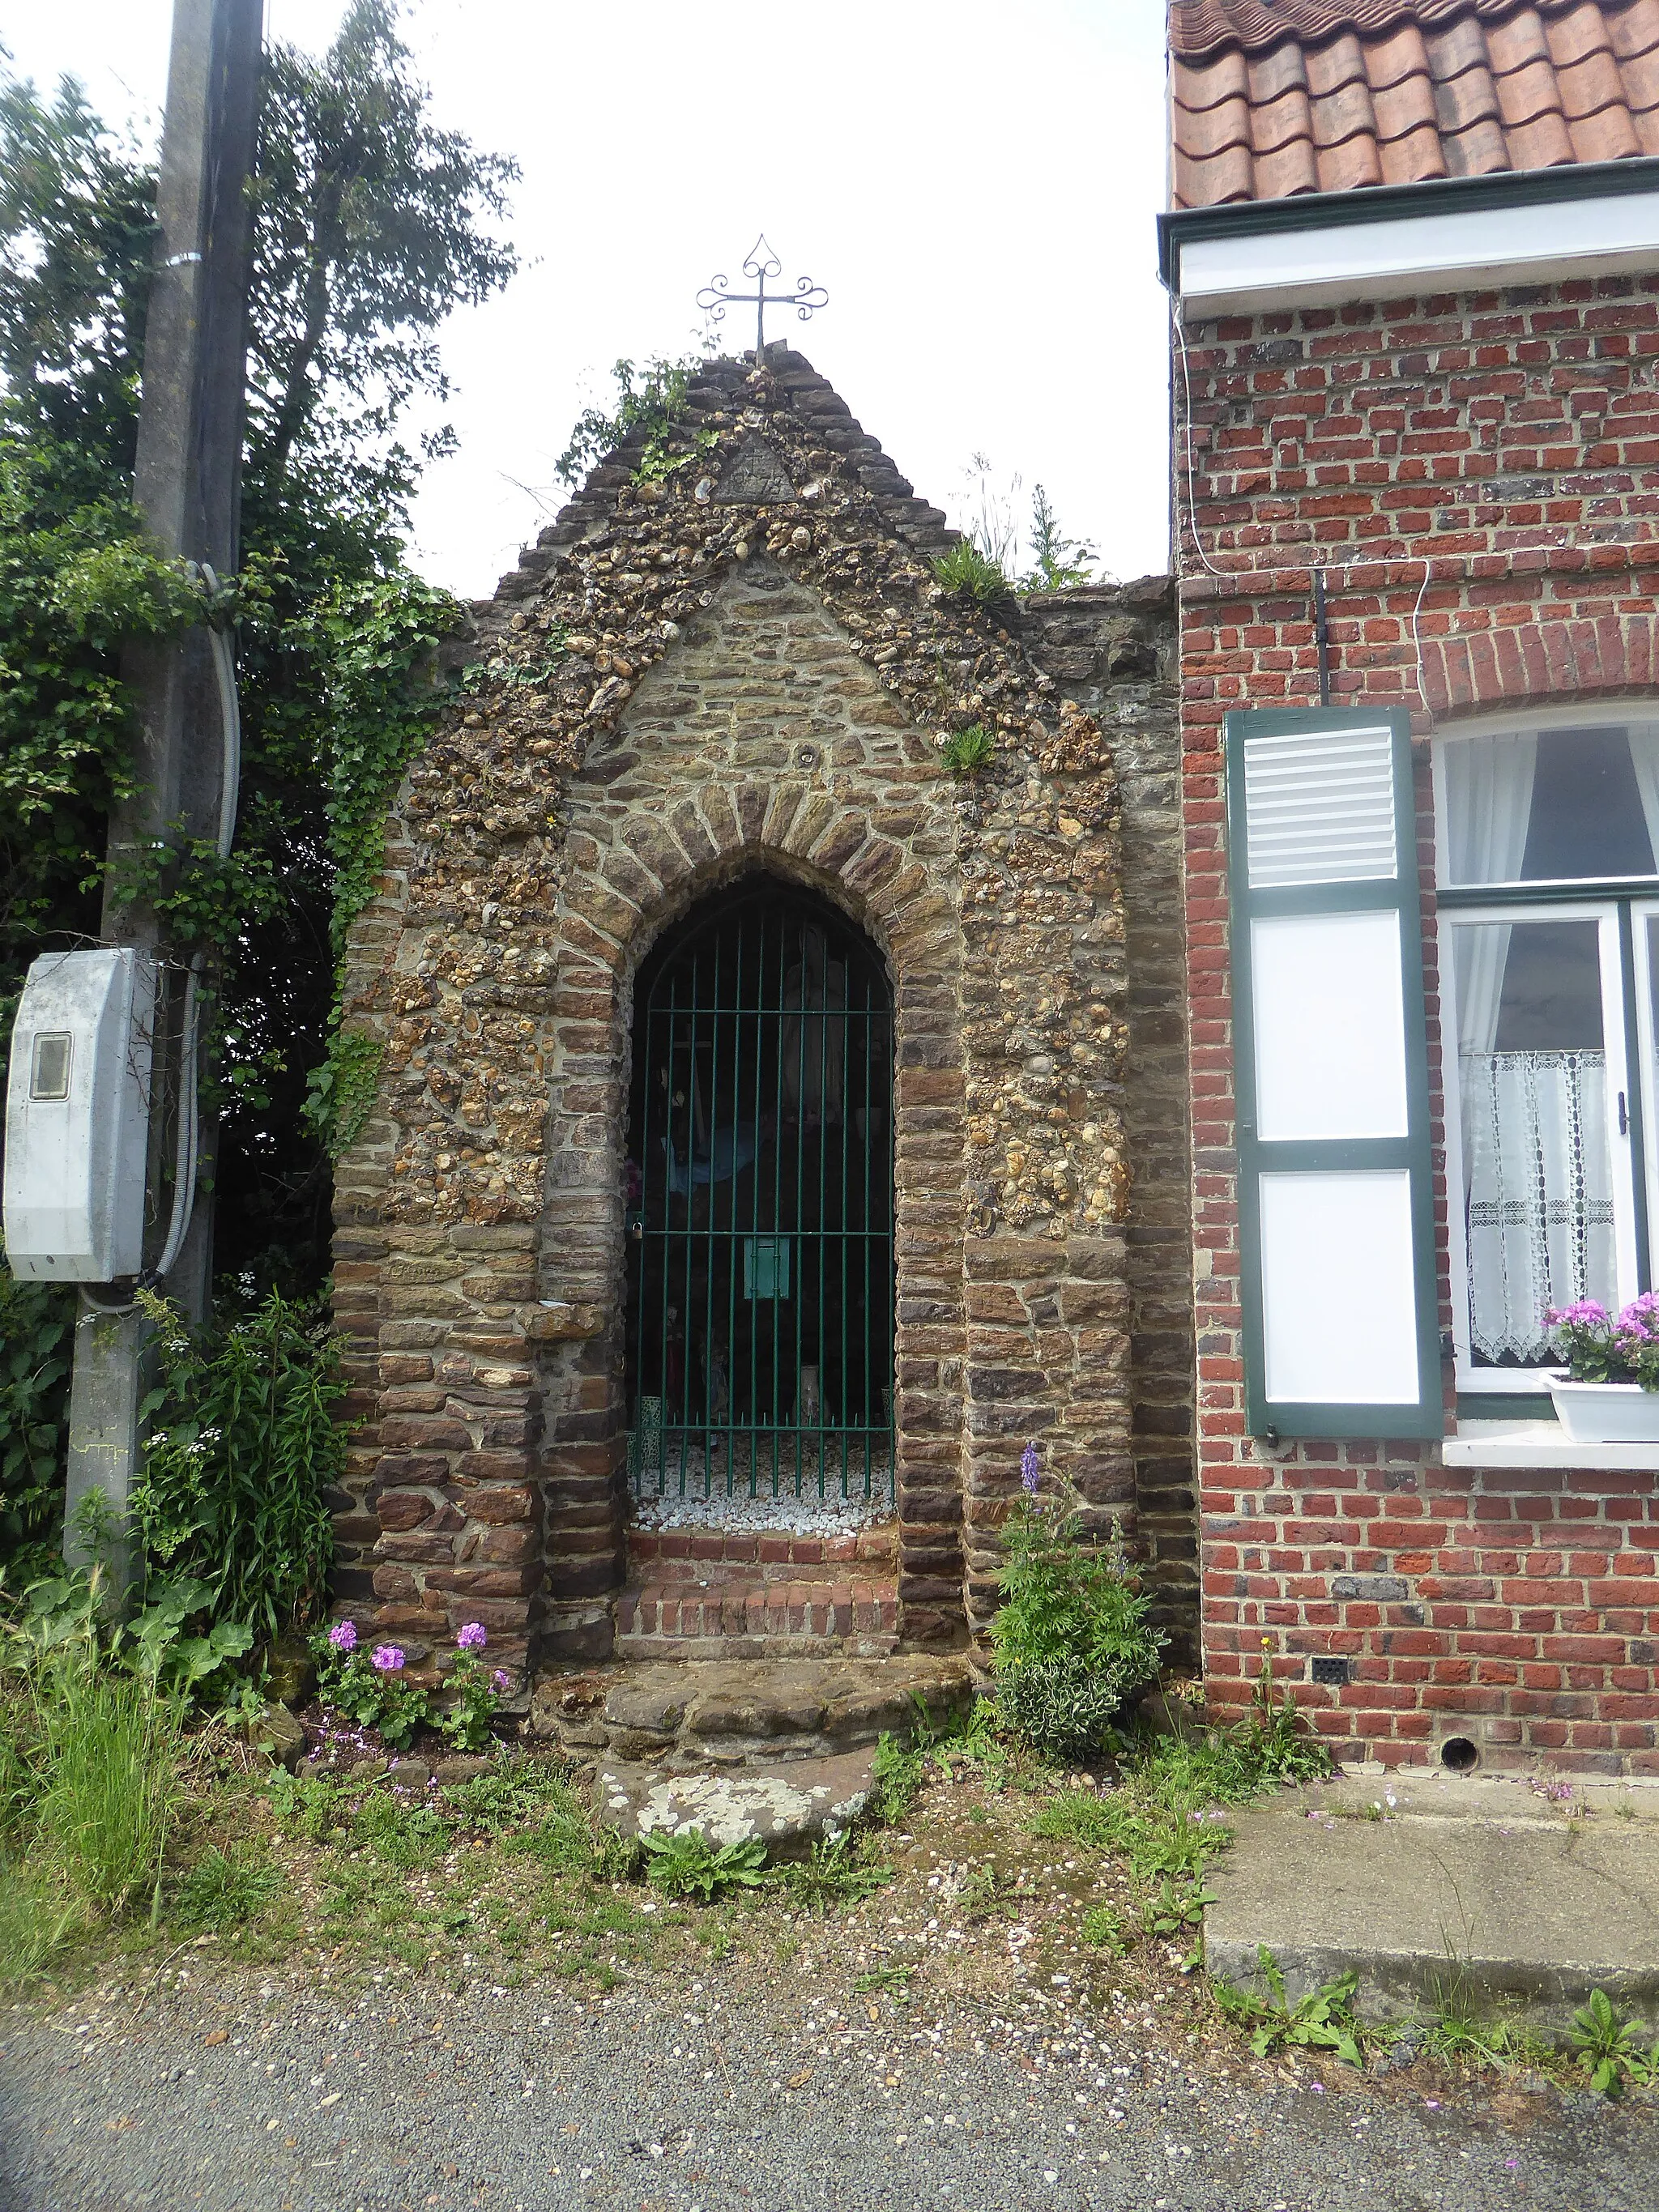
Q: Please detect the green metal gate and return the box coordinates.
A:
[624,879,894,1506]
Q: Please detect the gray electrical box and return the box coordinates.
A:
[3,948,156,1281]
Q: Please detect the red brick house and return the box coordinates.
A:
[1163,0,1659,1772]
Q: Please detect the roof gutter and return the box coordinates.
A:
[1158,155,1659,313]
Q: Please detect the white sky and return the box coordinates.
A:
[5,1,1173,602]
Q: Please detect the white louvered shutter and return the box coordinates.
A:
[1226,709,1442,1438]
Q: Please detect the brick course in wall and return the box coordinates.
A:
[1178,272,1659,1772]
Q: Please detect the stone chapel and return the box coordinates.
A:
[325,348,1187,1709]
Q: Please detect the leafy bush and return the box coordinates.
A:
[996,1663,1130,1768]
[554,354,714,488]
[932,539,1012,607]
[990,1448,1163,1762]
[131,1288,340,1642]
[0,1267,73,1579]
[640,1830,769,1903]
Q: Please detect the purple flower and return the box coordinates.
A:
[327,1619,357,1653]
[456,1622,488,1652]
[1020,1442,1041,1495]
[1545,1300,1610,1328]
[370,1644,406,1673]
[1616,1291,1659,1342]
[492,1669,511,1693]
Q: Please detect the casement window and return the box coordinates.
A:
[1435,718,1659,1405]
[1224,709,1441,1439]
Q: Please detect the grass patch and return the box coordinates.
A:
[170,1845,282,1933]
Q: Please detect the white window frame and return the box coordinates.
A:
[1434,710,1659,1400]
[1440,900,1638,1396]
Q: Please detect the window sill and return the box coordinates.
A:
[1444,1421,1659,1469]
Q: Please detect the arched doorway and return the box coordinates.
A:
[624,876,894,1515]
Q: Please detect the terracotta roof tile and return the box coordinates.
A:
[1620,40,1659,104]
[1307,30,1371,92]
[1181,92,1256,158]
[1503,100,1580,156]
[1609,0,1659,57]
[1366,20,1437,86]
[1255,134,1327,194]
[1171,0,1659,203]
[1430,54,1503,128]
[1493,51,1572,121]
[1567,96,1644,148]
[1378,114,1456,171]
[1316,130,1390,185]
[1547,0,1623,64]
[1557,45,1635,114]
[1440,109,1518,165]
[1247,43,1313,100]
[1254,83,1320,153]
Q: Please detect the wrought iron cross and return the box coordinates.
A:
[697,236,828,356]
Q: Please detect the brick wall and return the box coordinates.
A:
[1178,274,1659,1773]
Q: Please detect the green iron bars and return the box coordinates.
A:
[624,877,896,1507]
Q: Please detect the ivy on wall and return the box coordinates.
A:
[300,571,464,1158]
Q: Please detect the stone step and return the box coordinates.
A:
[615,1577,900,1660]
[531,1654,975,1767]
[628,1524,898,1583]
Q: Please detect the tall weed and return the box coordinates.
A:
[30,1652,184,1912]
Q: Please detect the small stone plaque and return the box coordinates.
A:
[714,433,796,505]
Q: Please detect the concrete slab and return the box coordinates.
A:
[591,1748,875,1856]
[1204,1771,1659,2038]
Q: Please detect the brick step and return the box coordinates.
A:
[616,1577,900,1660]
[628,1525,898,1583]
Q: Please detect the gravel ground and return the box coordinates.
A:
[2,1970,1657,2212]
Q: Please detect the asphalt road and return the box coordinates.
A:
[2,1972,1656,2212]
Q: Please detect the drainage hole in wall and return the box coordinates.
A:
[1439,1736,1479,1775]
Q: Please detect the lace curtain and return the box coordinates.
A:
[1461,1050,1614,1362]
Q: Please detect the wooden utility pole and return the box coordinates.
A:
[65,0,262,1588]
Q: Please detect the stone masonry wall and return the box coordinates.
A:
[327,347,1176,1682]
[1017,583,1195,1660]
[1178,274,1659,1771]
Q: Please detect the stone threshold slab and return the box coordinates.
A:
[1204,1771,1659,2037]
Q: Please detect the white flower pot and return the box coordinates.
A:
[1547,1377,1659,1443]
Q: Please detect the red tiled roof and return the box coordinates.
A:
[1170,0,1659,205]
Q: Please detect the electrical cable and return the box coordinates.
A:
[148,570,241,1286]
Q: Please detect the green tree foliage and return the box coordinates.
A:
[0,0,517,1294]
[0,1269,73,1581]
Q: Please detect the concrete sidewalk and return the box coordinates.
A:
[1204,1769,1659,2036]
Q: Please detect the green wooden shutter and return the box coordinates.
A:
[1225,706,1442,1440]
